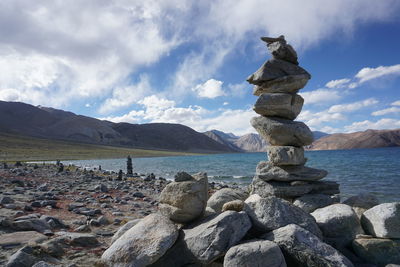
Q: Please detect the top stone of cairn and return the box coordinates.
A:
[247,35,311,95]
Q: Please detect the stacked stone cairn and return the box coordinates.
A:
[247,35,339,203]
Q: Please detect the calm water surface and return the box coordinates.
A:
[65,147,400,202]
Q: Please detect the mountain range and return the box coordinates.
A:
[0,100,399,152]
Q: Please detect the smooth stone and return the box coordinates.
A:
[159,172,208,223]
[293,194,335,213]
[152,211,251,266]
[352,237,400,266]
[0,231,47,248]
[251,116,314,146]
[6,246,40,267]
[206,188,248,213]
[59,232,99,247]
[253,93,304,120]
[255,161,327,182]
[111,219,141,244]
[361,202,400,238]
[311,204,364,245]
[247,58,310,90]
[244,194,322,238]
[223,239,286,267]
[11,218,51,234]
[267,146,306,166]
[267,39,298,65]
[102,213,178,267]
[343,193,380,218]
[221,200,244,212]
[263,224,353,267]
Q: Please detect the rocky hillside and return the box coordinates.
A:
[309,129,400,150]
[0,101,238,153]
[203,130,243,152]
[233,133,268,152]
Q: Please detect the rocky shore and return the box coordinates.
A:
[1,162,399,266]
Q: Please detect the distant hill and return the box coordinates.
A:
[309,129,400,150]
[0,101,238,153]
[203,130,329,152]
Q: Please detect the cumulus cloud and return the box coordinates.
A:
[372,107,400,116]
[355,64,400,84]
[344,118,400,132]
[298,110,345,127]
[391,100,400,106]
[327,98,378,113]
[299,89,342,105]
[325,78,350,88]
[193,79,225,98]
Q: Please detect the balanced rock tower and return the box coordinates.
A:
[247,36,339,202]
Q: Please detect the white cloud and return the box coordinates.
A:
[391,100,400,106]
[0,88,20,101]
[228,82,249,97]
[344,118,400,132]
[355,64,400,84]
[193,79,225,98]
[318,126,342,134]
[372,107,400,116]
[298,110,345,127]
[299,89,342,105]
[325,78,350,88]
[223,102,229,106]
[99,75,152,114]
[327,98,378,113]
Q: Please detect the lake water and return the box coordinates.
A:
[64,147,400,203]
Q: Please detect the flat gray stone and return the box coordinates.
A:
[102,213,179,267]
[206,188,248,213]
[0,231,47,248]
[247,59,310,94]
[159,172,208,223]
[352,237,400,266]
[253,93,303,120]
[251,116,313,146]
[250,178,339,199]
[361,202,400,238]
[255,161,327,182]
[224,239,286,267]
[293,194,335,213]
[267,146,306,166]
[263,224,353,267]
[267,39,298,65]
[244,194,322,238]
[311,204,364,245]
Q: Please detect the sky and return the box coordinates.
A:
[0,0,400,136]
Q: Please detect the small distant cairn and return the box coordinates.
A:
[247,35,339,200]
[127,155,133,177]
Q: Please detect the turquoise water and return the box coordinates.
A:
[65,147,400,203]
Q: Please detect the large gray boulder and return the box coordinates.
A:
[361,202,400,238]
[244,194,322,238]
[251,116,313,146]
[263,224,354,267]
[343,193,379,218]
[264,37,298,65]
[311,204,364,245]
[159,172,208,223]
[111,219,141,244]
[267,146,306,166]
[255,161,327,182]
[253,93,303,120]
[101,213,179,267]
[293,194,335,213]
[352,237,400,266]
[152,211,251,266]
[224,239,286,267]
[206,188,248,213]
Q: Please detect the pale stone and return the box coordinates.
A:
[343,193,380,218]
[221,199,244,212]
[293,194,334,213]
[251,116,313,146]
[224,239,286,267]
[361,202,400,238]
[352,237,400,266]
[111,219,141,244]
[267,146,306,166]
[159,172,208,223]
[206,188,248,213]
[0,231,47,248]
[244,194,322,238]
[253,93,303,120]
